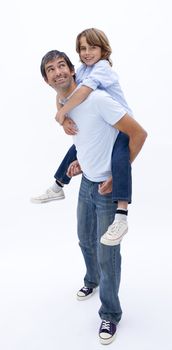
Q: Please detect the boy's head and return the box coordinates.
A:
[40,50,75,80]
[76,28,112,66]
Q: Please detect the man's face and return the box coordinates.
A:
[44,57,75,92]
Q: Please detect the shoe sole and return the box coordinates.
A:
[30,195,65,203]
[99,331,117,345]
[77,288,96,301]
[100,230,127,246]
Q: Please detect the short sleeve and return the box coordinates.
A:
[77,60,119,91]
[94,91,127,126]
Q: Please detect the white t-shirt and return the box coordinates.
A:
[68,89,127,182]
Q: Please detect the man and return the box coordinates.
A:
[40,50,147,345]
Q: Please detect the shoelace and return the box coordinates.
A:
[82,286,90,292]
[108,221,125,235]
[101,320,111,331]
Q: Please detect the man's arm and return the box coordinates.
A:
[113,114,148,163]
[62,117,78,135]
[67,160,82,177]
[98,176,112,194]
[99,114,147,196]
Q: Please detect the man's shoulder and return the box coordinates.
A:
[89,88,111,100]
[88,89,126,114]
[85,89,114,112]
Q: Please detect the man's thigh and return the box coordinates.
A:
[77,177,97,244]
[95,190,117,238]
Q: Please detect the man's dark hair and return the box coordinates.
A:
[40,50,75,79]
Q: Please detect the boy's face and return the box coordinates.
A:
[44,57,75,92]
[79,36,102,66]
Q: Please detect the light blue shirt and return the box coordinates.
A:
[76,60,133,116]
[68,89,127,182]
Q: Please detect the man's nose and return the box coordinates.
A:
[54,67,61,76]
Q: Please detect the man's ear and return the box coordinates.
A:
[44,77,48,84]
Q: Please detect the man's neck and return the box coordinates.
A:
[58,81,77,100]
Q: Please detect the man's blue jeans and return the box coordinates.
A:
[77,176,122,324]
[54,131,132,203]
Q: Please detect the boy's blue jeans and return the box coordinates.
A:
[54,132,132,203]
[77,175,122,324]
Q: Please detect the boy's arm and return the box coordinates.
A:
[55,95,78,135]
[56,60,115,125]
[56,86,93,125]
[113,114,148,163]
[56,97,62,111]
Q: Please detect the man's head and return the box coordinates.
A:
[40,50,76,94]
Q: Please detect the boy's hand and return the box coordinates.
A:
[62,117,78,135]
[67,160,82,177]
[98,176,112,195]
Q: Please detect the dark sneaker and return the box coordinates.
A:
[99,320,117,345]
[77,286,95,301]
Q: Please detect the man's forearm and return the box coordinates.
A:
[129,131,147,163]
[114,114,148,163]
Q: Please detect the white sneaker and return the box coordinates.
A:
[30,187,65,203]
[100,220,128,246]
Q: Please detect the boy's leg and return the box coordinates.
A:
[100,132,132,245]
[31,144,77,203]
[54,144,77,185]
[111,132,132,204]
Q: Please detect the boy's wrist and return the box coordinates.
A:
[56,110,65,125]
[59,116,66,125]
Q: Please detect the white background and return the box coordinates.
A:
[0,0,172,349]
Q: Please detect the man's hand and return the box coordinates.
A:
[62,117,78,135]
[67,160,82,177]
[98,176,112,195]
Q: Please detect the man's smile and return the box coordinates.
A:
[54,77,66,83]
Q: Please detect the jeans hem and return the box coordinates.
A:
[112,197,132,204]
[84,283,99,289]
[54,176,71,185]
[99,313,122,325]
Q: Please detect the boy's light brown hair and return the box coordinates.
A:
[76,28,112,66]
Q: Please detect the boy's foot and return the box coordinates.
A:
[77,286,96,301]
[30,187,65,203]
[99,320,117,345]
[100,220,128,246]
